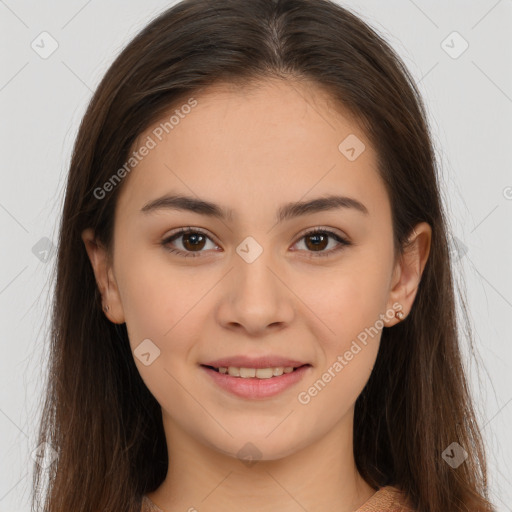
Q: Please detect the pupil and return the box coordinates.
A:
[307,233,327,251]
[184,233,205,250]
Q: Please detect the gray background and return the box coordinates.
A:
[0,0,511,510]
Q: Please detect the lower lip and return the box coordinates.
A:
[201,365,311,399]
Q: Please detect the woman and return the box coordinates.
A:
[32,0,494,511]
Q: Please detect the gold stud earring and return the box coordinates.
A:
[103,304,110,313]
[395,310,405,321]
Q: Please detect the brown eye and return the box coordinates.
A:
[293,228,351,257]
[161,227,351,259]
[181,232,207,251]
[161,228,218,257]
[304,232,329,251]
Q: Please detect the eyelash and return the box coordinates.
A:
[161,226,351,258]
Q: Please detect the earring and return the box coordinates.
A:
[103,304,110,313]
[395,310,405,321]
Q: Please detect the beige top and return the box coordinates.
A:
[141,485,415,511]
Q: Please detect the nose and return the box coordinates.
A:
[214,245,295,336]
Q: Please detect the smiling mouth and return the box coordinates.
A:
[201,364,310,379]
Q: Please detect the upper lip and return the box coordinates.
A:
[201,356,310,369]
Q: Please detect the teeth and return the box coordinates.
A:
[218,366,297,378]
[239,367,256,378]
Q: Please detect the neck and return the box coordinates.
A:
[147,408,376,512]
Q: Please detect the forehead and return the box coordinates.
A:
[116,79,387,224]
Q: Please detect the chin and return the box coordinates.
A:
[203,431,310,464]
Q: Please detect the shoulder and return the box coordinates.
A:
[355,485,416,512]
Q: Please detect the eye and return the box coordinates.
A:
[291,227,351,257]
[161,227,219,258]
[161,226,351,258]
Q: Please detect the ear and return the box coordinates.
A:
[81,228,125,324]
[385,222,432,326]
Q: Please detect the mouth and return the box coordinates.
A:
[201,364,311,379]
[200,363,312,399]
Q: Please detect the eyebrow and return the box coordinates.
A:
[140,193,369,223]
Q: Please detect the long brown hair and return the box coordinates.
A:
[32,0,494,510]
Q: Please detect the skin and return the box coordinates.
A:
[82,79,431,512]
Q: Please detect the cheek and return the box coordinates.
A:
[116,239,192,325]
[116,247,212,372]
[114,246,185,357]
[294,327,380,439]
[297,307,382,420]
[297,256,390,340]
[294,252,389,398]
[118,267,166,339]
[116,254,202,406]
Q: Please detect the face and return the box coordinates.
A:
[83,79,428,462]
